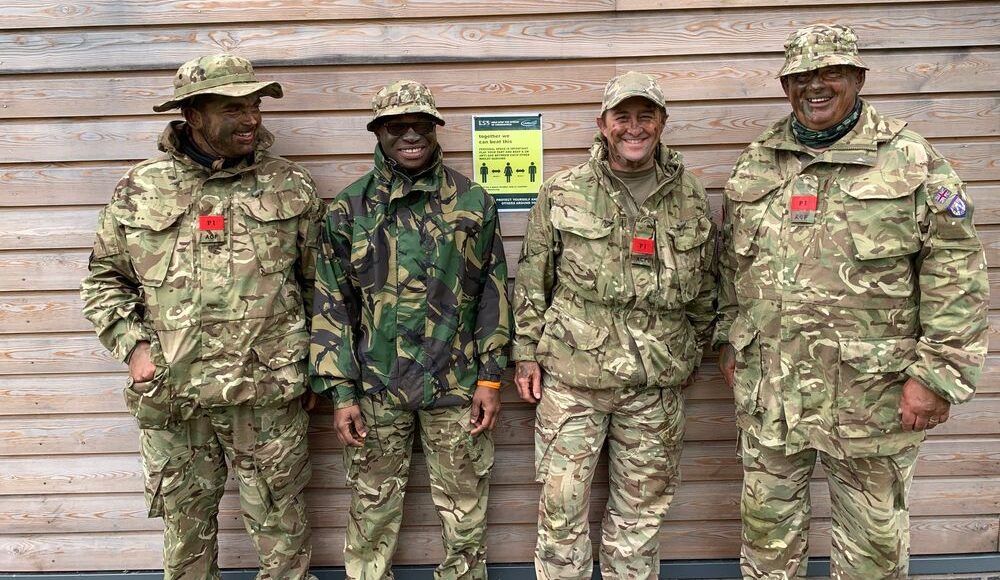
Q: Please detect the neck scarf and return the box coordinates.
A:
[791,98,862,149]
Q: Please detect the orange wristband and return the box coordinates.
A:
[477,380,502,390]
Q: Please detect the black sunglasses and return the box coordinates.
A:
[382,121,436,136]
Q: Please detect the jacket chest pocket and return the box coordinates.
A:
[841,168,922,260]
[123,227,182,288]
[551,203,614,294]
[112,204,187,289]
[240,189,309,274]
[660,215,714,304]
[730,189,776,258]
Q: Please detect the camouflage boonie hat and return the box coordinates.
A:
[153,54,283,112]
[367,80,445,131]
[600,71,667,115]
[778,24,869,77]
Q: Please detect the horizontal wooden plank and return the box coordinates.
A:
[5,474,997,536]
[1,345,995,416]
[0,291,91,334]
[0,399,740,456]
[4,95,998,164]
[0,358,730,416]
[5,49,999,119]
[3,5,1000,74]
[5,0,961,30]
[4,435,996,498]
[10,304,1000,374]
[0,250,91,293]
[6,176,1000,255]
[2,143,995,210]
[2,0,615,29]
[1,514,994,571]
[2,394,997,456]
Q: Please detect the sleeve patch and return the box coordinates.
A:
[947,195,968,218]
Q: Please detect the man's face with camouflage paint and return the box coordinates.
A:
[781,65,865,131]
[185,94,262,158]
[375,113,439,174]
[597,96,666,173]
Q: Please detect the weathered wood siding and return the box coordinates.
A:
[1,0,998,572]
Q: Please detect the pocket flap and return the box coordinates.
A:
[252,331,309,369]
[725,173,782,203]
[844,164,926,201]
[109,198,187,231]
[839,337,917,373]
[554,310,609,351]
[727,312,759,351]
[670,215,713,251]
[551,203,613,240]
[241,189,310,222]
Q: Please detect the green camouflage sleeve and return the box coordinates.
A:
[685,180,719,356]
[512,181,558,361]
[292,170,326,328]
[907,146,989,404]
[309,198,363,409]
[713,162,743,348]
[474,192,512,380]
[80,192,151,363]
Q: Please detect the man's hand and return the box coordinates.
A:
[128,341,156,382]
[718,344,736,388]
[470,386,501,436]
[900,378,951,432]
[515,361,543,403]
[681,368,699,389]
[334,404,367,447]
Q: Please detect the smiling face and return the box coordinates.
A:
[375,113,439,174]
[781,65,865,131]
[184,94,263,159]
[597,96,666,172]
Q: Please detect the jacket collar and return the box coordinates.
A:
[761,100,907,167]
[374,143,447,204]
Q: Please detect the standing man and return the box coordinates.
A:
[513,71,717,580]
[310,80,511,579]
[81,54,325,579]
[716,25,988,579]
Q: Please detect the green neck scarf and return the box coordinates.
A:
[791,98,862,149]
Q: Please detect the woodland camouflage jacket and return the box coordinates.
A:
[310,146,511,411]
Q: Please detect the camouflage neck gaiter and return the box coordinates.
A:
[791,98,862,149]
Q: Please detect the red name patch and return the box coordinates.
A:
[631,237,655,255]
[199,215,225,231]
[790,195,818,211]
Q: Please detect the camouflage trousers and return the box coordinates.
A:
[739,431,919,579]
[344,394,495,580]
[139,400,314,580]
[534,377,685,580]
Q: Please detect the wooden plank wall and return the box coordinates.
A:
[1,0,999,572]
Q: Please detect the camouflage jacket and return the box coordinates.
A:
[513,136,717,390]
[715,101,988,457]
[310,146,512,411]
[81,121,326,422]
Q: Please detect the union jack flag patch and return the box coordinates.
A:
[934,186,954,205]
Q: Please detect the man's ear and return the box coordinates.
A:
[183,106,202,129]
